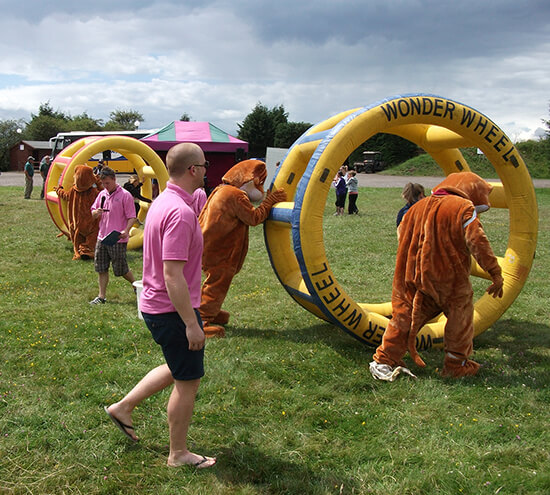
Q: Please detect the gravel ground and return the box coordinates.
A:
[2,171,549,189]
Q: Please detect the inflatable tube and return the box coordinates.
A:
[45,136,168,250]
[265,94,538,350]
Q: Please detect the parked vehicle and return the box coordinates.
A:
[353,151,384,173]
[362,151,384,173]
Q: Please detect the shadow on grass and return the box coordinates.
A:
[141,441,358,493]
[468,319,550,389]
[226,317,550,390]
[214,442,359,494]
[227,322,369,358]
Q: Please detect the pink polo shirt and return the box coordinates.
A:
[140,182,204,313]
[191,188,207,217]
[91,184,136,243]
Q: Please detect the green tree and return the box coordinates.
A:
[23,102,69,141]
[544,102,550,137]
[542,102,550,159]
[23,115,67,141]
[67,112,103,132]
[274,121,312,148]
[237,103,289,158]
[180,112,191,122]
[348,133,419,168]
[0,119,25,171]
[35,102,68,121]
[104,109,144,131]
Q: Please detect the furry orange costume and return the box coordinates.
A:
[199,160,286,337]
[54,165,102,260]
[372,172,504,378]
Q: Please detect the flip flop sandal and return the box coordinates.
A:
[194,456,216,468]
[104,406,138,442]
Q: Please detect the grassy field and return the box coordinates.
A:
[1,185,549,494]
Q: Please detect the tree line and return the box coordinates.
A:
[236,102,421,165]
[0,103,146,170]
[2,101,548,172]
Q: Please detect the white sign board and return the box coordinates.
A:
[265,147,289,187]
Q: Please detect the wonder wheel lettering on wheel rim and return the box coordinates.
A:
[45,136,168,250]
[265,94,538,349]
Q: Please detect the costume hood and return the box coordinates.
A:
[433,172,492,207]
[74,165,97,192]
[222,160,267,193]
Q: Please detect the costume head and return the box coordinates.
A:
[222,160,267,193]
[74,165,97,192]
[433,172,492,212]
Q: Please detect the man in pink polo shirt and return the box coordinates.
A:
[90,167,137,305]
[104,143,216,469]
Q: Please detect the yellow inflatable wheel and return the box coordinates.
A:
[45,136,168,250]
[264,94,538,350]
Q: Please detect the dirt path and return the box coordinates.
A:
[2,171,549,188]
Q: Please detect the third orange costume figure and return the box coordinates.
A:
[370,172,504,380]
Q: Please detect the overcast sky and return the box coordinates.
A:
[0,0,548,141]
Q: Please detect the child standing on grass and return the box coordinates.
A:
[346,170,359,214]
[396,182,425,227]
[332,171,347,216]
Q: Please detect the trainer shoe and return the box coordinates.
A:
[89,296,106,305]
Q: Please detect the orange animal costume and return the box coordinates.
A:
[54,165,102,260]
[199,160,286,337]
[371,172,504,379]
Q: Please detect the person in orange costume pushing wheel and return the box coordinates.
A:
[198,160,286,337]
[370,172,504,381]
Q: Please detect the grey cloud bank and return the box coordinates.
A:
[0,0,548,141]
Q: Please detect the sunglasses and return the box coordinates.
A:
[188,161,210,170]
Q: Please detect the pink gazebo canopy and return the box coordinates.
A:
[141,121,248,153]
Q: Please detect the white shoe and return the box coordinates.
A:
[369,361,417,381]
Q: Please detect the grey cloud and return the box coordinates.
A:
[0,0,547,141]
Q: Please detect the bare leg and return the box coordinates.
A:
[123,269,135,285]
[98,271,109,299]
[166,378,216,468]
[107,364,173,441]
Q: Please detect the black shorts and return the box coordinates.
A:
[142,310,205,381]
[335,193,347,208]
[94,242,129,276]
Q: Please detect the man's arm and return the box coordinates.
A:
[163,260,205,351]
[119,216,137,240]
[119,192,138,239]
[91,193,104,219]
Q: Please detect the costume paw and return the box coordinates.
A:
[204,324,225,338]
[369,361,417,381]
[212,310,230,325]
[441,354,480,378]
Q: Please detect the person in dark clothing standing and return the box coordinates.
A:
[123,174,152,216]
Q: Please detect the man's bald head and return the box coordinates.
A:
[166,143,205,178]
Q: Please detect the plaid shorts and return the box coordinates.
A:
[94,241,129,276]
